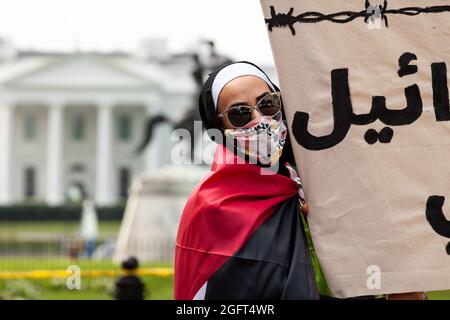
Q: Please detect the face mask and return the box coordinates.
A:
[224,115,288,165]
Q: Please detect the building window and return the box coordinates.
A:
[70,163,85,173]
[72,114,85,141]
[119,168,131,198]
[24,167,36,198]
[118,115,132,141]
[24,114,37,141]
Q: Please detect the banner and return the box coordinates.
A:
[260,0,450,297]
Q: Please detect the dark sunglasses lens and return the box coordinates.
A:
[227,106,252,128]
[258,94,281,116]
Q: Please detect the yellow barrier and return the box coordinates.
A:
[0,268,174,280]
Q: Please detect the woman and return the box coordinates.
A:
[174,61,319,300]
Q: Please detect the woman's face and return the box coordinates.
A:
[217,76,272,130]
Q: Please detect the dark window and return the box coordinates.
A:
[72,114,85,141]
[24,114,37,141]
[71,163,85,173]
[118,115,132,141]
[119,168,131,198]
[24,167,36,198]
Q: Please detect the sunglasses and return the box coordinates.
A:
[217,92,282,128]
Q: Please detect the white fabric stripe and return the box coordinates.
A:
[193,281,207,300]
[211,63,275,109]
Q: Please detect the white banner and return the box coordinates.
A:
[261,0,450,298]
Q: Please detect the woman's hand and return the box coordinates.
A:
[300,201,309,216]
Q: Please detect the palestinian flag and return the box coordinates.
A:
[174,144,319,300]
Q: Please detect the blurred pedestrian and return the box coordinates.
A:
[79,197,98,258]
[114,256,145,300]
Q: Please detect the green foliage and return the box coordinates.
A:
[0,275,173,300]
[0,204,126,221]
[0,279,42,300]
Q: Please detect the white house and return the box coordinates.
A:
[0,40,197,206]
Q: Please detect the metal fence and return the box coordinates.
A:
[0,235,175,262]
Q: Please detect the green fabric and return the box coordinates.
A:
[301,213,332,296]
[287,163,331,296]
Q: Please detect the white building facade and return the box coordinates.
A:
[0,48,196,206]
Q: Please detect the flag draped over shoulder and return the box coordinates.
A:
[174,144,319,300]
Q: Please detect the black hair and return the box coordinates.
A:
[121,256,139,270]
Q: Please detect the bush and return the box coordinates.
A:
[0,204,126,221]
[0,279,42,300]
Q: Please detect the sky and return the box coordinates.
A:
[0,0,275,66]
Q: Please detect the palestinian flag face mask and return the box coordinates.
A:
[224,115,288,165]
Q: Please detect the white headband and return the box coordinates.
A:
[211,63,276,109]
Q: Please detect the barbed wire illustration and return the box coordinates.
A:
[265,0,450,35]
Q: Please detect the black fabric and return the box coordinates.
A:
[204,195,319,300]
[114,275,145,300]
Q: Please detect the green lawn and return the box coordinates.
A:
[0,221,121,239]
[0,258,173,300]
[428,290,450,300]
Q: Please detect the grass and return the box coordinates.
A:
[0,258,173,300]
[426,290,450,300]
[0,221,121,238]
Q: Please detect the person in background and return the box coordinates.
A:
[114,256,145,300]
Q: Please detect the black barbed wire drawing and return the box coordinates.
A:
[265,0,450,35]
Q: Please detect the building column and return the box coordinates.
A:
[46,103,65,205]
[96,103,115,205]
[0,104,14,205]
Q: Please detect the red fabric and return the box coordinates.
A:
[174,144,298,300]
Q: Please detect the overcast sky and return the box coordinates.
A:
[0,0,275,65]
